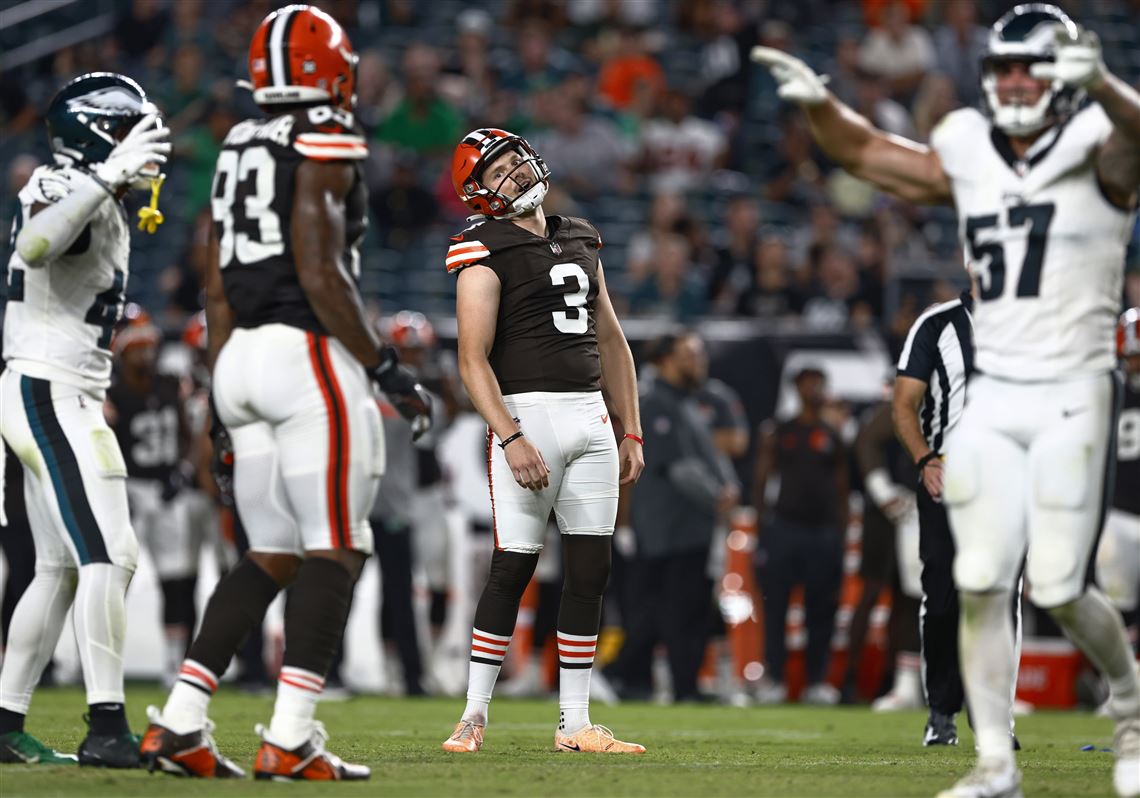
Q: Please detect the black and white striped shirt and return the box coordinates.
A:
[896,292,974,454]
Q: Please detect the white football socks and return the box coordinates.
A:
[558,632,597,733]
[960,590,1016,766]
[161,659,217,733]
[463,629,511,725]
[73,563,132,706]
[0,567,77,714]
[268,667,325,750]
[1049,587,1140,721]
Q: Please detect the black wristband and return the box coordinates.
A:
[916,451,941,471]
[499,431,524,450]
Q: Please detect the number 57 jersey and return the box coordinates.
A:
[212,106,368,333]
[447,216,603,394]
[932,104,1136,382]
[4,165,129,395]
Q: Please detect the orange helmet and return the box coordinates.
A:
[112,304,160,356]
[451,128,550,218]
[1119,307,1140,359]
[248,4,358,111]
[182,310,207,352]
[386,311,436,350]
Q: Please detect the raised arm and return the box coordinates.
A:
[751,47,953,205]
[593,261,644,485]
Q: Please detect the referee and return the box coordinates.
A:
[892,289,974,746]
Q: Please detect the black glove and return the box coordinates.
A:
[370,344,433,440]
[209,395,235,507]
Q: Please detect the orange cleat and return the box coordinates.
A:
[554,724,645,754]
[139,707,244,778]
[252,723,369,781]
[441,720,484,753]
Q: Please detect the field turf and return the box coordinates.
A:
[0,686,1121,797]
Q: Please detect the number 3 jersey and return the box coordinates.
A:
[931,105,1136,382]
[212,106,368,333]
[3,165,129,395]
[446,216,603,394]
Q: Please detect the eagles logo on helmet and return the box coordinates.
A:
[451,128,550,219]
[981,3,1085,136]
[46,72,160,169]
[247,4,358,112]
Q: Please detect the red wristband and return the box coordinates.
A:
[623,433,643,445]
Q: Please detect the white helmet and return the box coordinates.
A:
[981,3,1084,137]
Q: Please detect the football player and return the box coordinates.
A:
[754,5,1139,797]
[0,72,170,767]
[1096,308,1140,643]
[140,4,430,781]
[106,307,198,687]
[440,128,645,754]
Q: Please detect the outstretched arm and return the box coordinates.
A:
[751,47,953,205]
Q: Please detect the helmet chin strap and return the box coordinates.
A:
[500,181,548,219]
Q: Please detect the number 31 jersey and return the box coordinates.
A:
[3,165,129,395]
[932,105,1136,382]
[447,216,603,395]
[212,105,368,333]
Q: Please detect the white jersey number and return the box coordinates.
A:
[130,407,179,468]
[212,146,285,268]
[966,202,1055,302]
[550,262,589,335]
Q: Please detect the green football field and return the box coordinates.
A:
[0,686,1122,797]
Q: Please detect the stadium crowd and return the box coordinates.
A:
[1,0,1139,710]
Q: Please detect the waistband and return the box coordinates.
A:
[502,390,604,406]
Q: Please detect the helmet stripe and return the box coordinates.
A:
[268,6,297,88]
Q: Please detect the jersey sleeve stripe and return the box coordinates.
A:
[293,141,368,160]
[445,245,491,271]
[296,133,368,146]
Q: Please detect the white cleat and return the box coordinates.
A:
[871,690,924,712]
[937,761,1022,798]
[1114,718,1140,798]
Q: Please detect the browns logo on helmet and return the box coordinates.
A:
[451,128,550,218]
[247,4,358,111]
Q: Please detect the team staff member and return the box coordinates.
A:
[608,331,739,703]
[752,367,849,705]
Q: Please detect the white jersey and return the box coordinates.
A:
[3,165,129,395]
[931,105,1134,382]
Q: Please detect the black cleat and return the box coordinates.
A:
[923,711,959,746]
[79,730,142,769]
[1012,734,1021,751]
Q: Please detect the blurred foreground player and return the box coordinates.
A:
[141,5,429,780]
[441,128,645,754]
[754,5,1140,795]
[0,73,170,766]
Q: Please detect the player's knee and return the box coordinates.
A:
[952,548,1006,594]
[1026,545,1085,608]
[486,549,539,602]
[249,550,303,587]
[562,536,612,598]
[110,531,140,573]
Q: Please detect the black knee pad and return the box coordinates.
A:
[485,549,539,602]
[562,535,612,598]
[281,558,358,676]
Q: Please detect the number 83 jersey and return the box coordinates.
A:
[932,104,1136,382]
[4,165,129,395]
[212,106,368,333]
[447,216,603,394]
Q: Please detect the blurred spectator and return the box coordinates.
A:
[177,103,238,217]
[500,20,580,95]
[626,189,687,281]
[629,234,708,320]
[596,26,665,112]
[825,33,865,107]
[737,233,801,318]
[369,153,440,250]
[607,330,739,702]
[709,195,761,313]
[860,0,926,31]
[752,367,849,705]
[530,93,632,199]
[694,1,758,121]
[763,110,826,206]
[857,0,935,101]
[853,69,917,139]
[567,0,657,28]
[912,73,959,142]
[163,0,211,54]
[801,243,874,330]
[156,44,210,133]
[933,0,987,107]
[356,50,402,134]
[159,210,212,321]
[0,76,37,138]
[378,44,465,156]
[638,88,727,193]
[439,9,506,118]
[114,0,170,62]
[505,0,568,31]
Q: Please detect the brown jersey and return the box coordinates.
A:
[447,216,603,395]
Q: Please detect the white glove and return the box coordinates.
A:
[1030,24,1106,90]
[94,113,171,190]
[750,46,829,106]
